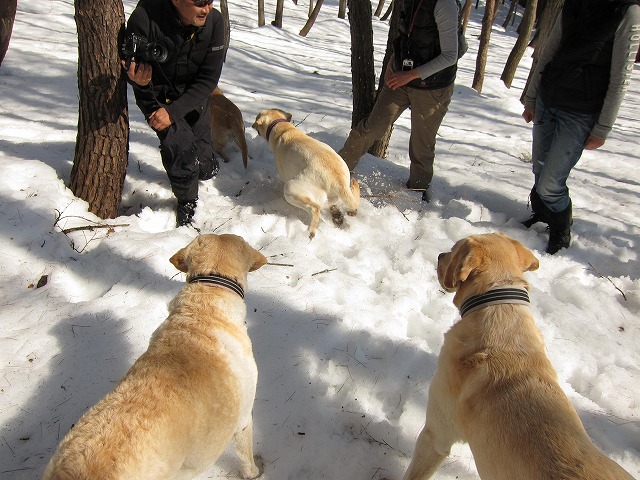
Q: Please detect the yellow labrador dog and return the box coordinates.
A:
[402,233,634,480]
[210,87,248,168]
[44,234,267,480]
[253,109,360,239]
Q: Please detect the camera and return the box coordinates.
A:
[121,34,168,68]
[402,59,414,71]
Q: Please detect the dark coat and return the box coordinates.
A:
[540,0,639,113]
[125,0,225,121]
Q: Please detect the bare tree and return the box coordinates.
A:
[520,0,563,101]
[338,0,347,19]
[501,0,537,87]
[461,0,473,32]
[369,0,401,158]
[258,0,265,26]
[220,0,230,60]
[502,0,519,28]
[0,0,17,65]
[347,0,376,128]
[274,0,284,28]
[300,0,325,36]
[381,0,394,21]
[374,0,386,17]
[472,0,497,92]
[70,0,129,219]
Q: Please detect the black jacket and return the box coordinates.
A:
[540,0,638,113]
[125,0,225,120]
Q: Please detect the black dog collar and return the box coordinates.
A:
[265,118,289,140]
[189,274,244,299]
[459,286,530,318]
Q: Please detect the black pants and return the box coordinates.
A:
[157,102,218,202]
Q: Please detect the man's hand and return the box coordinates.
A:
[148,108,173,131]
[386,69,420,90]
[585,134,605,150]
[121,60,153,87]
[522,108,535,123]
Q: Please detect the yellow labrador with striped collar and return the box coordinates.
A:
[44,234,267,480]
[402,233,634,480]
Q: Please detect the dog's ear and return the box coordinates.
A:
[443,239,482,290]
[510,238,540,272]
[169,246,190,273]
[248,248,268,272]
[275,109,292,122]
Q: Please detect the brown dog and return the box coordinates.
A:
[210,87,248,168]
[44,234,267,480]
[402,233,634,480]
[253,108,360,239]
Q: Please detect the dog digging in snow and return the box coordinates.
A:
[400,232,635,480]
[44,234,267,480]
[252,108,360,239]
[210,87,249,168]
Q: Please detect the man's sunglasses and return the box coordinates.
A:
[192,0,213,6]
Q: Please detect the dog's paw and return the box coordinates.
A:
[242,455,264,478]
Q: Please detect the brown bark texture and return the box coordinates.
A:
[300,0,324,36]
[0,0,17,66]
[70,0,129,219]
[472,0,497,92]
[501,0,538,88]
[347,0,376,128]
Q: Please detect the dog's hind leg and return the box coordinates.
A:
[402,425,451,480]
[232,422,261,479]
[283,184,324,239]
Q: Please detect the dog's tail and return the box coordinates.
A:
[342,176,360,215]
[234,121,249,169]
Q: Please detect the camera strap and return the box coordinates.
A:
[407,0,425,37]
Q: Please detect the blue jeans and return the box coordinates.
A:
[531,97,598,213]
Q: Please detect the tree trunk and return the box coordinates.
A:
[374,0,386,17]
[502,0,518,28]
[347,0,375,129]
[501,0,537,87]
[520,0,563,102]
[220,0,230,60]
[70,0,129,219]
[461,0,473,33]
[369,0,401,158]
[300,0,324,36]
[338,0,347,19]
[472,0,497,92]
[274,0,284,28]
[381,0,394,21]
[0,0,17,66]
[258,0,265,26]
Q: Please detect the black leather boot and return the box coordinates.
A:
[176,198,198,227]
[522,186,546,228]
[546,202,572,255]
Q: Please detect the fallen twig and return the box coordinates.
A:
[61,223,129,234]
[587,263,627,301]
[311,268,337,276]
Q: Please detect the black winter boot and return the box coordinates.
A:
[176,198,198,227]
[522,186,546,228]
[546,202,572,255]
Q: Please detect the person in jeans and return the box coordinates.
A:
[339,0,463,201]
[123,0,225,226]
[522,0,640,254]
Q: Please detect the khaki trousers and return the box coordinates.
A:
[339,82,454,190]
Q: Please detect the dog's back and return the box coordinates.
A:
[210,88,248,168]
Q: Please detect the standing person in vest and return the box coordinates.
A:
[339,0,464,202]
[123,0,225,227]
[522,0,640,254]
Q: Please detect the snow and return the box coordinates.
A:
[1,1,638,479]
